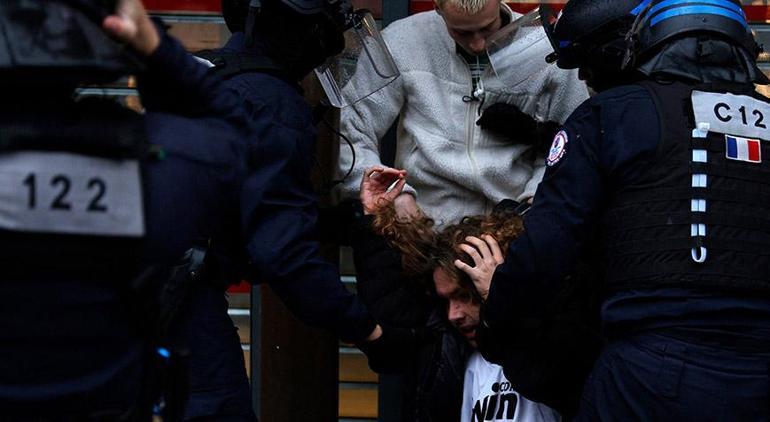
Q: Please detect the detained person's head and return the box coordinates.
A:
[433,266,481,346]
[369,193,523,348]
[432,213,522,347]
[361,167,523,347]
[434,0,503,56]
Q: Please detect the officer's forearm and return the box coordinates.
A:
[137,30,242,120]
[267,267,378,343]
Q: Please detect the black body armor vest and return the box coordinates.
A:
[601,80,770,293]
[0,98,148,278]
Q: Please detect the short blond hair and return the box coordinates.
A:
[434,0,499,14]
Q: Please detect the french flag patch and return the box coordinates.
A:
[725,135,761,163]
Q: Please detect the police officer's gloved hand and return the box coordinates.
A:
[357,325,417,373]
[477,103,559,147]
[493,198,531,217]
[317,199,367,246]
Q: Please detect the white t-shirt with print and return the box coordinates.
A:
[461,352,561,422]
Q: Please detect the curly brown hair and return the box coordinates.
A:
[372,203,525,294]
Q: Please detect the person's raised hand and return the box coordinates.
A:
[454,234,504,301]
[102,0,160,56]
[360,166,407,215]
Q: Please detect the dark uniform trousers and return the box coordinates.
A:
[576,332,770,421]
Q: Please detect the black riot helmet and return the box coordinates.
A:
[221,0,352,79]
[541,0,644,92]
[543,0,642,70]
[629,0,767,84]
[221,0,351,44]
[222,0,331,31]
[0,0,142,86]
[633,0,759,62]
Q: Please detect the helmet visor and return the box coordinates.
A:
[486,6,556,86]
[539,3,561,57]
[314,11,399,108]
[538,3,589,69]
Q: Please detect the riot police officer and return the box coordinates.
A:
[455,0,770,419]
[0,0,251,419]
[175,1,390,420]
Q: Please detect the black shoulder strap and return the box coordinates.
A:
[636,80,695,130]
[195,50,288,81]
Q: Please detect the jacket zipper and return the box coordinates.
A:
[461,57,481,193]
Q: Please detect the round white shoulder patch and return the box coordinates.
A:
[546,130,569,167]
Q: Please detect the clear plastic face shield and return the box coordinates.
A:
[539,4,562,63]
[539,3,587,69]
[485,4,560,86]
[315,10,400,108]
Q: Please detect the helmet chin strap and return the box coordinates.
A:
[244,0,262,47]
[621,0,653,70]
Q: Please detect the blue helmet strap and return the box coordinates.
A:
[631,0,653,16]
[622,0,654,69]
[645,0,747,29]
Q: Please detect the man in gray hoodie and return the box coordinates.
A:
[337,0,588,227]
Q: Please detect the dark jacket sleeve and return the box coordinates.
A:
[347,212,424,372]
[138,31,250,263]
[138,29,242,122]
[235,75,376,343]
[475,99,606,416]
[350,214,431,329]
[484,103,605,329]
[479,86,660,416]
[484,86,661,330]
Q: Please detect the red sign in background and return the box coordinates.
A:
[409,1,770,21]
[145,0,220,12]
[145,0,381,14]
[408,0,562,14]
[143,0,560,14]
[145,0,770,22]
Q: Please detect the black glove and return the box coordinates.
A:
[357,325,418,374]
[493,198,531,217]
[317,199,368,246]
[476,103,559,148]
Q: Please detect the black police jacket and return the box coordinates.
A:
[484,81,770,398]
[209,33,376,343]
[0,32,251,416]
